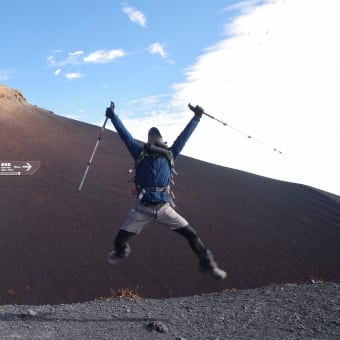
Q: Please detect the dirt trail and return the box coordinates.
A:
[0,282,338,339]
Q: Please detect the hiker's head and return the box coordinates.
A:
[148,127,166,147]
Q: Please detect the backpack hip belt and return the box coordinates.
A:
[136,185,176,207]
[136,185,170,201]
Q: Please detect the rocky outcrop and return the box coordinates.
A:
[0,84,27,104]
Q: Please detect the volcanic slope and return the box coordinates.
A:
[0,85,339,305]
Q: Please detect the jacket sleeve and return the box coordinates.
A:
[110,115,141,160]
[170,115,200,159]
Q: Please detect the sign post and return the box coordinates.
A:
[0,161,40,176]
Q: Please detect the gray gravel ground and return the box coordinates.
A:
[0,282,338,340]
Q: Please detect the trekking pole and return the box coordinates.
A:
[188,103,283,154]
[78,110,110,192]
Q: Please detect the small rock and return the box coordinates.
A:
[28,310,37,317]
[19,310,37,319]
[146,321,169,333]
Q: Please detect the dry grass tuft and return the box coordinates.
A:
[97,288,141,301]
[111,288,141,299]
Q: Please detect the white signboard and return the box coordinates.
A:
[0,161,40,176]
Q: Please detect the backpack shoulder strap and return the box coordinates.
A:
[135,149,147,168]
[135,144,174,170]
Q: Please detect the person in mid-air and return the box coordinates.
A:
[105,102,226,280]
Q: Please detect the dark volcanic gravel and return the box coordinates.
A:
[0,282,338,339]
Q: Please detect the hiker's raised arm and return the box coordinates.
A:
[170,105,203,159]
[106,102,141,159]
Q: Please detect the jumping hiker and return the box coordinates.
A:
[105,102,226,280]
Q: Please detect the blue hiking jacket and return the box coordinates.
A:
[111,114,200,203]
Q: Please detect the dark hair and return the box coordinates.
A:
[148,127,162,138]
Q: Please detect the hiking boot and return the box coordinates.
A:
[200,263,227,280]
[199,249,227,280]
[106,244,131,265]
[209,266,227,280]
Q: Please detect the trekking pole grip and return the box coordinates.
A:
[188,103,227,126]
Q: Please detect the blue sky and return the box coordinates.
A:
[2,0,231,119]
[2,0,340,196]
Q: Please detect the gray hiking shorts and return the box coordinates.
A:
[120,200,189,234]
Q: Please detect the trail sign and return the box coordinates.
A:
[0,161,40,176]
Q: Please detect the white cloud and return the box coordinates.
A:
[48,50,84,67]
[54,69,62,76]
[47,55,56,66]
[117,0,340,196]
[83,49,125,63]
[127,94,169,107]
[68,50,84,58]
[64,114,83,120]
[65,72,82,80]
[148,43,168,58]
[48,49,124,69]
[173,0,340,195]
[0,69,11,81]
[223,0,267,13]
[122,5,147,27]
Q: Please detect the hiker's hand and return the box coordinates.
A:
[106,101,115,119]
[193,105,204,118]
[188,103,204,118]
